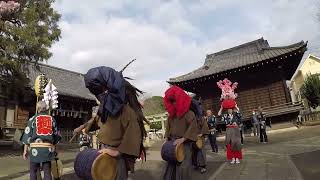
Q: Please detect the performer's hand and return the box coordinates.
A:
[173,137,185,146]
[23,151,28,160]
[99,148,120,157]
[73,125,84,135]
[197,134,203,137]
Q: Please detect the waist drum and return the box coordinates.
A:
[161,140,185,163]
[74,149,117,180]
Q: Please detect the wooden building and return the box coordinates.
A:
[168,38,307,122]
[0,63,96,142]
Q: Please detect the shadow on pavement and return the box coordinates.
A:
[291,150,320,180]
[62,160,224,180]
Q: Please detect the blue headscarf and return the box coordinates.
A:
[190,99,203,121]
[84,66,125,123]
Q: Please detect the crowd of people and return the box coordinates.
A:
[19,65,272,180]
[203,105,270,166]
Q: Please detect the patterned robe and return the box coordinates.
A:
[21,113,61,163]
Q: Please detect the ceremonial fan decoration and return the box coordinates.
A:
[34,74,58,112]
[43,79,58,110]
[217,78,238,109]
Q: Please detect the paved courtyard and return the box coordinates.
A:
[0,125,319,180]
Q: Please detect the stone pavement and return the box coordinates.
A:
[211,125,320,180]
[0,148,77,179]
[0,125,319,180]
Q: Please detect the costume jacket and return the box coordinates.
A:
[21,113,61,163]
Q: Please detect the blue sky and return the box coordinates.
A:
[50,0,320,97]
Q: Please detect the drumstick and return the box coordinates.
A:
[69,133,78,143]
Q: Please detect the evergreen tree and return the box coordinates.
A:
[0,0,61,98]
[301,74,320,109]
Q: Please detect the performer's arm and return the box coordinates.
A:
[23,144,29,160]
[201,118,210,135]
[218,106,223,116]
[116,107,142,157]
[183,111,198,142]
[74,115,99,135]
[85,115,100,132]
[21,118,33,160]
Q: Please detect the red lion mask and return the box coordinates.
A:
[163,86,191,119]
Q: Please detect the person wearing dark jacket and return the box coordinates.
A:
[251,109,260,137]
[206,110,218,153]
[233,108,244,145]
[257,106,268,143]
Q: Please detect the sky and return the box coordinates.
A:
[50,0,320,97]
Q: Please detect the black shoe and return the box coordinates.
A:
[200,168,207,174]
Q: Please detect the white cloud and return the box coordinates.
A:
[49,0,320,96]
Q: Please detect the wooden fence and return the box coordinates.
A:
[60,129,78,143]
[302,111,320,122]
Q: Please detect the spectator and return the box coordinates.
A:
[206,110,218,153]
[79,129,92,151]
[296,110,304,127]
[233,106,244,145]
[257,106,268,143]
[251,109,260,137]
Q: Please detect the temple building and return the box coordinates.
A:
[168,38,307,122]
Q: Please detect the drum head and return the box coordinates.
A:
[92,153,117,180]
[51,159,63,178]
[196,137,204,149]
[175,143,185,162]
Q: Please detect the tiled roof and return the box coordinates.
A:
[169,38,307,83]
[24,63,95,101]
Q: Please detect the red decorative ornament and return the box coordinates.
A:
[221,99,236,109]
[217,78,238,110]
[36,115,53,136]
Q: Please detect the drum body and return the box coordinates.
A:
[161,140,185,163]
[74,149,117,180]
[196,136,204,149]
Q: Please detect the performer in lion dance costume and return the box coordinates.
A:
[162,86,198,180]
[217,78,243,164]
[73,64,148,180]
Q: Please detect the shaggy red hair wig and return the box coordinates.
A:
[163,86,191,119]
